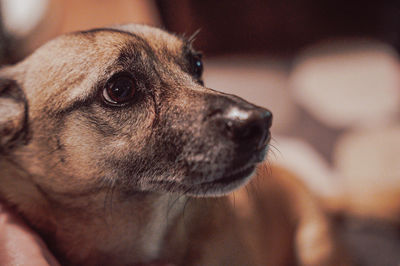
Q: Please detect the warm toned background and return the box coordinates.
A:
[0,1,399,265]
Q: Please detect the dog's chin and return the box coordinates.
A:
[186,145,271,196]
[184,162,258,197]
[148,146,269,197]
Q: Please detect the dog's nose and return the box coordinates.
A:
[209,105,272,149]
[223,107,272,148]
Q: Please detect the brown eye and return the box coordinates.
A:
[103,74,135,105]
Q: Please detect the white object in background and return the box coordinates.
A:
[270,136,342,201]
[1,0,48,37]
[334,126,400,220]
[290,40,400,129]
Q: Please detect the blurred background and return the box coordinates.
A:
[0,0,399,265]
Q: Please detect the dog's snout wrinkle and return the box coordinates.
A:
[204,108,223,121]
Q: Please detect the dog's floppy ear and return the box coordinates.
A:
[0,78,28,151]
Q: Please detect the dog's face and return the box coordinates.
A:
[0,24,272,197]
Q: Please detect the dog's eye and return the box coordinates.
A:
[103,74,135,105]
[190,54,203,80]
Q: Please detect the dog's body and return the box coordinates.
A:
[0,24,345,265]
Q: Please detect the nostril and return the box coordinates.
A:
[236,123,263,143]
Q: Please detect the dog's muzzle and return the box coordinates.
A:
[181,93,273,196]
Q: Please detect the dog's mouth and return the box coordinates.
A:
[165,145,269,197]
[211,163,256,185]
[214,164,255,184]
[184,154,261,197]
[145,137,270,197]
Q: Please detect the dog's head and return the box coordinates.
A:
[0,24,272,197]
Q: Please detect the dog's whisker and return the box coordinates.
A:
[264,160,273,177]
[232,192,236,209]
[187,29,202,44]
[245,186,251,201]
[181,187,194,229]
[166,192,185,221]
[102,177,116,220]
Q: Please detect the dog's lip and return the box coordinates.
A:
[149,162,255,186]
[183,144,270,192]
[147,162,256,190]
[145,163,257,197]
[147,144,270,196]
[200,162,256,186]
[183,163,257,197]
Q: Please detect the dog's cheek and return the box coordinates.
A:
[56,104,154,187]
[59,122,108,183]
[52,115,119,186]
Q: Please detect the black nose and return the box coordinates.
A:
[231,109,272,145]
[226,108,272,148]
[210,105,272,149]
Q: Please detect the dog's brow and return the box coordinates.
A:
[78,27,140,38]
[78,27,159,61]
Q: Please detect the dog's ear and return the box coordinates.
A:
[0,78,28,151]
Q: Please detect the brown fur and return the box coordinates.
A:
[0,24,347,265]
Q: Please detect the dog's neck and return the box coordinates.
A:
[0,158,190,265]
[50,192,188,265]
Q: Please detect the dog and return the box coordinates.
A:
[0,24,348,265]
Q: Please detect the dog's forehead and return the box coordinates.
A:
[79,24,186,57]
[111,24,185,53]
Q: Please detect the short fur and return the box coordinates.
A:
[0,24,347,265]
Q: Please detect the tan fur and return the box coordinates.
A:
[0,24,348,265]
